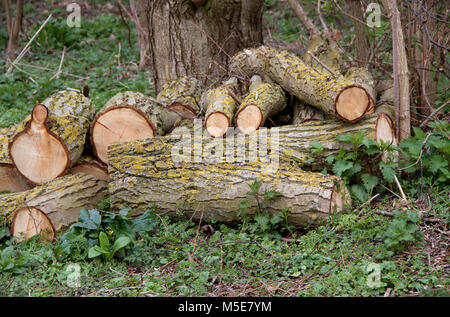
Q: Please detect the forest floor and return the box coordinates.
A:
[0,1,448,297]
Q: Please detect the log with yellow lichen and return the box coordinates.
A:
[292,98,327,124]
[107,101,396,175]
[230,46,374,123]
[107,146,351,227]
[235,75,286,134]
[203,77,239,137]
[90,91,182,164]
[0,174,107,241]
[9,90,96,184]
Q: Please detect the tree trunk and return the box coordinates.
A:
[382,0,410,140]
[108,159,350,227]
[235,75,286,134]
[135,0,264,92]
[1,174,107,241]
[3,0,23,63]
[230,46,374,122]
[345,0,370,65]
[9,91,96,184]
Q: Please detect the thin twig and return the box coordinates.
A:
[419,100,450,127]
[393,175,408,203]
[6,14,52,75]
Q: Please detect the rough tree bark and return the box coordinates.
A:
[135,0,264,92]
[345,0,370,65]
[382,0,410,140]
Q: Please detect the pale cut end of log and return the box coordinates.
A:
[9,104,70,185]
[11,207,55,242]
[376,113,396,145]
[0,164,32,193]
[91,105,155,164]
[69,162,109,181]
[236,104,263,134]
[205,112,230,137]
[335,86,370,122]
[330,183,347,213]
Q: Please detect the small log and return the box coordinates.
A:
[230,46,373,122]
[0,164,32,193]
[157,76,202,115]
[344,67,376,113]
[203,77,239,137]
[1,174,107,241]
[235,75,287,134]
[169,118,195,136]
[108,158,350,227]
[68,156,108,181]
[9,90,96,184]
[90,91,179,164]
[292,99,326,124]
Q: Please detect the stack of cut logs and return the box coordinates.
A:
[0,38,397,241]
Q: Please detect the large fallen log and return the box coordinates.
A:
[108,156,350,226]
[203,77,239,137]
[156,76,202,116]
[304,34,342,74]
[107,103,395,172]
[344,67,376,114]
[235,75,286,134]
[90,91,181,164]
[9,90,96,184]
[1,174,107,241]
[230,46,374,123]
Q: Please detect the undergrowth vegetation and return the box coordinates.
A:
[0,1,448,297]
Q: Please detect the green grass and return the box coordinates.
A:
[0,2,448,297]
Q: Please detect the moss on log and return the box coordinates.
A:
[236,75,286,133]
[1,174,107,241]
[203,78,239,137]
[157,76,202,115]
[108,156,350,227]
[230,46,372,122]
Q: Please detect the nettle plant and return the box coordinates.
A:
[312,120,450,203]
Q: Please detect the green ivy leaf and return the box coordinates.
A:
[333,160,354,177]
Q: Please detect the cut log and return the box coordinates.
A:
[203,77,239,137]
[91,91,181,164]
[0,124,18,164]
[344,67,376,113]
[9,90,96,184]
[108,157,350,226]
[68,156,108,181]
[0,164,32,193]
[235,75,286,134]
[292,99,326,124]
[170,118,196,136]
[156,76,202,115]
[230,46,372,122]
[1,174,107,241]
[108,103,396,172]
[304,34,342,74]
